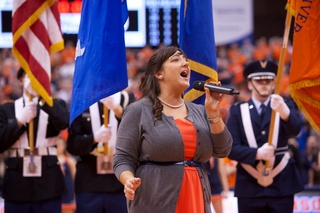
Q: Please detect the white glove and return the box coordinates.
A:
[100,96,117,110]
[256,143,275,161]
[23,75,38,97]
[93,125,111,143]
[270,94,290,120]
[16,101,37,125]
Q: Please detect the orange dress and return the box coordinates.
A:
[174,119,205,213]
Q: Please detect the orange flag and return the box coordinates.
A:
[12,0,64,106]
[287,0,320,134]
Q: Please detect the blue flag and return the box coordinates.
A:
[69,0,128,124]
[179,0,218,104]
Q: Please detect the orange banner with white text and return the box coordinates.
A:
[287,0,320,134]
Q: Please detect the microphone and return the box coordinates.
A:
[192,81,240,95]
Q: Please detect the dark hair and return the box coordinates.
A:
[17,67,25,80]
[288,143,303,170]
[139,46,185,123]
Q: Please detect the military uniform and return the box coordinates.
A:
[226,60,304,213]
[0,96,69,212]
[67,91,134,213]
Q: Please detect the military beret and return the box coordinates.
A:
[243,60,278,80]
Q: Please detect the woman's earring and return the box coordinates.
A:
[156,74,163,80]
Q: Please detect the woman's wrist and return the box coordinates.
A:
[208,113,221,124]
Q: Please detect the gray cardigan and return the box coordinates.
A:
[113,97,232,213]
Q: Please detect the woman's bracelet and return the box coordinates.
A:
[208,114,221,124]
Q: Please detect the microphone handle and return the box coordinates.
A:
[205,84,240,95]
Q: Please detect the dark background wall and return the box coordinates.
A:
[65,0,294,48]
[253,0,293,40]
[6,0,293,48]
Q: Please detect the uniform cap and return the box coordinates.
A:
[243,60,278,80]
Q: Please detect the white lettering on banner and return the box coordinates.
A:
[209,191,320,213]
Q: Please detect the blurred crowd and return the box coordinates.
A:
[0,36,320,196]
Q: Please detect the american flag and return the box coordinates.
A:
[12,0,64,106]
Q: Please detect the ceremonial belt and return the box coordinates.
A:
[239,103,289,181]
[241,152,290,179]
[140,160,202,167]
[9,147,57,157]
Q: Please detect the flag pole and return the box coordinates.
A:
[28,94,36,172]
[103,106,109,155]
[265,9,292,174]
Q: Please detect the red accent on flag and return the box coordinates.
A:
[12,0,64,106]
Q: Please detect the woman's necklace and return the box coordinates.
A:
[158,97,185,109]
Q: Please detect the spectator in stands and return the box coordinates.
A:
[305,135,320,187]
[288,137,310,186]
[57,130,77,213]
[223,157,237,190]
[203,157,229,213]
